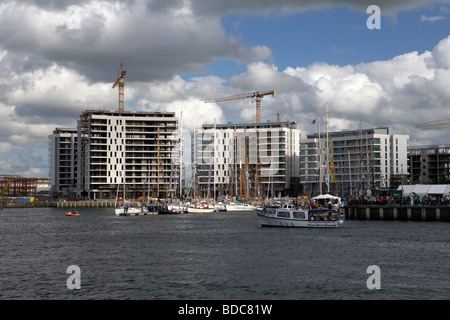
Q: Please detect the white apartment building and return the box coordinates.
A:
[77,110,180,200]
[391,134,410,175]
[194,121,301,199]
[301,127,409,196]
[48,128,78,199]
[49,110,180,200]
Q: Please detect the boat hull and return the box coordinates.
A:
[115,207,152,216]
[188,208,214,213]
[168,205,188,214]
[257,213,342,228]
[225,205,257,212]
[66,213,79,216]
[214,205,227,212]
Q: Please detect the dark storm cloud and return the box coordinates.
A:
[188,0,450,16]
[2,0,447,86]
[12,0,134,10]
[0,0,272,84]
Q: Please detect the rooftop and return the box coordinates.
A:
[201,121,297,130]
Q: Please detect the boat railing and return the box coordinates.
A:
[270,207,340,221]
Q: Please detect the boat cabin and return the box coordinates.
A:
[280,203,296,210]
[275,206,338,221]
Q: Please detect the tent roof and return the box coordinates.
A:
[427,185,448,194]
[400,185,415,194]
[312,194,339,200]
[398,184,450,196]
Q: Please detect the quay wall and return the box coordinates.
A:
[1,201,121,208]
[51,200,128,208]
[345,206,450,222]
[1,202,49,208]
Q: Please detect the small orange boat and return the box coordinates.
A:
[66,211,80,216]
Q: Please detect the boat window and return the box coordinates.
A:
[277,211,290,218]
[293,212,305,219]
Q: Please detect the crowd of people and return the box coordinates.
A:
[345,194,450,206]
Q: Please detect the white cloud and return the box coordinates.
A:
[432,35,450,69]
[4,64,117,120]
[357,51,435,89]
[420,14,445,22]
[140,96,226,132]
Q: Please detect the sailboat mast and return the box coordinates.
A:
[123,124,126,202]
[157,127,160,200]
[239,134,243,198]
[325,102,329,193]
[179,111,183,199]
[234,128,238,197]
[318,122,322,195]
[193,121,197,203]
[147,166,151,205]
[366,132,370,193]
[213,119,216,201]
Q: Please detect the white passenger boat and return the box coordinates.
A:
[115,206,147,216]
[257,203,343,228]
[225,203,257,212]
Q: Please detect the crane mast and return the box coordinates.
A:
[112,62,126,112]
[205,90,276,123]
[1,179,12,197]
[416,119,450,127]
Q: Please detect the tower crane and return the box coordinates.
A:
[112,62,126,112]
[205,90,276,123]
[416,119,450,127]
[1,179,12,197]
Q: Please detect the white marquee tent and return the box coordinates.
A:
[312,194,339,200]
[397,185,450,196]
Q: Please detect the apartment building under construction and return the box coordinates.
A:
[49,110,180,200]
[194,121,301,199]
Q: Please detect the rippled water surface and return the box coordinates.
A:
[0,207,448,299]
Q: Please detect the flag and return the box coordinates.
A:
[312,119,316,124]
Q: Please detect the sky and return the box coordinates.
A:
[1,0,450,177]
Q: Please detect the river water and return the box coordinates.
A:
[0,207,448,300]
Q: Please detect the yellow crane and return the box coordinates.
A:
[1,179,12,197]
[112,62,127,112]
[205,90,276,123]
[416,119,450,127]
